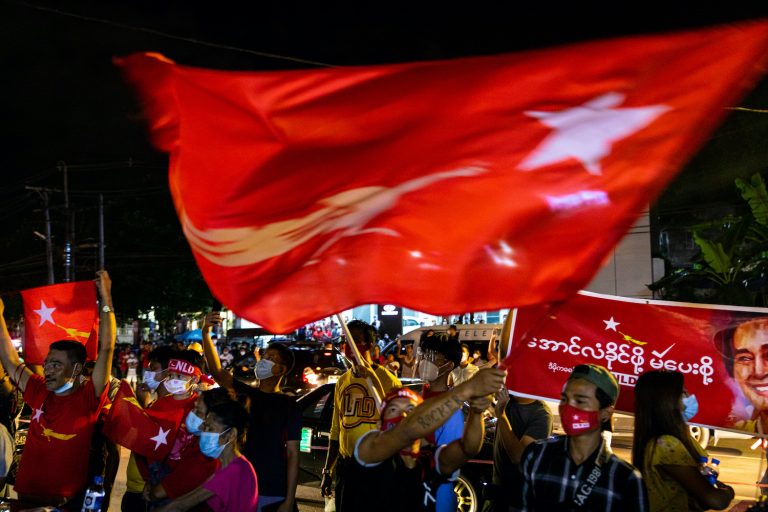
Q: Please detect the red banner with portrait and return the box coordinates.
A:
[502,291,768,436]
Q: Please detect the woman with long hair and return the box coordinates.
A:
[632,370,734,511]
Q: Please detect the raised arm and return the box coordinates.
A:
[438,395,491,474]
[357,368,506,464]
[0,298,33,391]
[201,311,233,389]
[92,270,116,398]
[494,388,538,464]
[485,334,498,368]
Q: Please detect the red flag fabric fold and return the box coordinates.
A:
[102,380,184,460]
[117,20,768,332]
[20,281,99,365]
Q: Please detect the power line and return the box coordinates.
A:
[13,0,336,68]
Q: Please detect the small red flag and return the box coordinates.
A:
[117,20,768,333]
[102,380,184,460]
[20,281,99,365]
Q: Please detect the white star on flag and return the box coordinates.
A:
[34,300,56,327]
[603,317,620,331]
[150,426,170,450]
[32,407,43,422]
[518,92,670,175]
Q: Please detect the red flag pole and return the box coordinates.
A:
[336,313,382,408]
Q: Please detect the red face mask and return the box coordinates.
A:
[558,403,600,436]
[381,413,405,432]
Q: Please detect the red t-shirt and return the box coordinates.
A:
[16,374,108,499]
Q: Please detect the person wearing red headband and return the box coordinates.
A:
[348,367,506,512]
[141,350,219,509]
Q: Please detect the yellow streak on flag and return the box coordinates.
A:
[618,331,648,346]
[55,323,90,341]
[121,396,144,409]
[41,427,77,441]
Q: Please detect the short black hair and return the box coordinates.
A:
[267,343,295,375]
[347,320,376,347]
[209,400,249,447]
[148,345,178,369]
[449,324,458,330]
[202,387,235,410]
[49,340,87,365]
[175,349,204,372]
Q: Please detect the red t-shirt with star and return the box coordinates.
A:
[15,374,108,499]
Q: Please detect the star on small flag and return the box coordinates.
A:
[603,317,620,331]
[32,407,43,422]
[34,300,56,327]
[150,426,170,450]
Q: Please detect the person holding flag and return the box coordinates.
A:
[141,351,219,508]
[321,319,401,510]
[350,368,506,511]
[0,270,115,507]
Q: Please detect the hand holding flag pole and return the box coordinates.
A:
[335,313,382,408]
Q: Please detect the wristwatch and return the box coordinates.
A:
[101,304,113,314]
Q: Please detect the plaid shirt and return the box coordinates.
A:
[513,435,648,512]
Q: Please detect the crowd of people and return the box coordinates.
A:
[0,271,746,511]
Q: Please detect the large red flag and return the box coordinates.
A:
[117,21,768,333]
[20,281,99,364]
[102,380,184,460]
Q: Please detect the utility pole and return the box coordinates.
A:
[26,186,58,284]
[98,194,105,270]
[59,161,74,282]
[43,192,55,284]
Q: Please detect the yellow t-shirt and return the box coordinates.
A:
[330,365,400,457]
[125,452,146,493]
[643,435,706,512]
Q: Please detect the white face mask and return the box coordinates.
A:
[255,359,276,380]
[163,378,190,395]
[461,352,468,363]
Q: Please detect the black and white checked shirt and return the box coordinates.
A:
[513,435,648,512]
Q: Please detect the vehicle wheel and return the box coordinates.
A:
[454,474,478,512]
[689,425,710,448]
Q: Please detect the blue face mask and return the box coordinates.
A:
[682,394,699,421]
[53,366,80,395]
[185,411,204,436]
[199,429,231,459]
